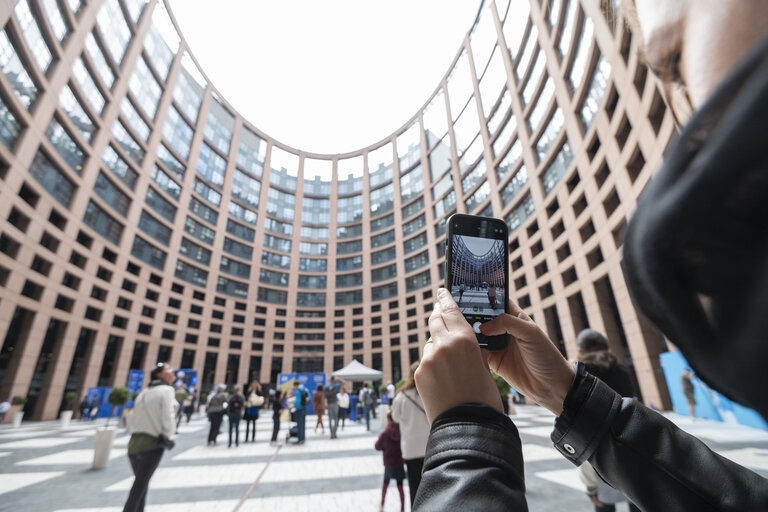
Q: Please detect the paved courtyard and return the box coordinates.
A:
[1,405,767,511]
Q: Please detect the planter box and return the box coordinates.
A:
[92,427,117,469]
[60,410,73,428]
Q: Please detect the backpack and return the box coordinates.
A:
[228,395,243,415]
[300,388,310,407]
[363,389,373,406]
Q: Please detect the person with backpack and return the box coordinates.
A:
[226,386,245,448]
[359,382,374,431]
[324,376,342,439]
[292,380,309,444]
[375,412,406,512]
[206,384,227,446]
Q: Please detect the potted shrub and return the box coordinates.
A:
[93,387,129,470]
[491,371,513,415]
[60,392,78,428]
[10,396,27,427]
[199,392,207,416]
[378,384,390,406]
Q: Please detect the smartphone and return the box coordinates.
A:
[445,213,510,351]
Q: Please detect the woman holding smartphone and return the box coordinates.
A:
[413,1,768,510]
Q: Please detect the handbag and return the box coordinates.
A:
[247,393,264,407]
[279,408,291,422]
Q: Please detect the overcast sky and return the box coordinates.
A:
[168,1,482,155]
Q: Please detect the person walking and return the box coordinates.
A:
[325,376,341,439]
[390,362,429,507]
[681,369,697,419]
[270,388,283,446]
[244,382,263,443]
[458,282,465,304]
[206,384,227,446]
[375,412,406,512]
[359,383,374,431]
[226,386,244,448]
[123,362,176,512]
[313,384,326,434]
[337,385,350,430]
[575,329,640,512]
[292,380,309,444]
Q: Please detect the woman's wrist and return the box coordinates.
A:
[539,364,576,417]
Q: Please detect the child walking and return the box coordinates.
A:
[375,413,406,512]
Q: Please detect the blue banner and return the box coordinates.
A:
[660,351,767,431]
[277,373,326,415]
[125,370,144,409]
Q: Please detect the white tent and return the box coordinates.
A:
[332,359,383,381]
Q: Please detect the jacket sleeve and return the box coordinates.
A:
[160,387,176,438]
[414,404,528,512]
[551,363,768,511]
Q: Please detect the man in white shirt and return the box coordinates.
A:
[123,362,176,512]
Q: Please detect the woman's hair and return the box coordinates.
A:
[396,361,420,395]
[250,381,261,392]
[316,384,323,391]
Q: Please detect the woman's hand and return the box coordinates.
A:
[415,288,503,424]
[480,301,574,416]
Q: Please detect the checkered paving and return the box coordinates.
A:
[1,405,766,511]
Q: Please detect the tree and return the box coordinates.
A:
[106,387,130,426]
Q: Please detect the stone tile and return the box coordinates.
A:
[0,471,66,495]
[16,448,128,466]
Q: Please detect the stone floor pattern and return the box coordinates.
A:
[2,405,767,511]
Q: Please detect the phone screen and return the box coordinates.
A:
[445,214,510,351]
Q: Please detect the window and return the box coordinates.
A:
[180,237,212,265]
[196,144,226,187]
[189,197,218,225]
[112,122,144,165]
[150,166,181,200]
[371,246,396,265]
[175,260,208,287]
[45,118,84,174]
[400,165,424,202]
[94,172,131,216]
[337,195,363,224]
[232,169,261,208]
[406,270,431,292]
[237,128,266,177]
[204,100,234,154]
[173,65,203,122]
[258,287,287,304]
[337,239,362,254]
[29,151,75,207]
[299,274,327,288]
[223,237,253,260]
[542,142,574,195]
[300,242,328,256]
[299,258,327,272]
[84,32,114,88]
[370,183,394,215]
[264,217,293,236]
[226,219,255,242]
[371,264,397,283]
[263,234,291,253]
[184,216,215,245]
[72,58,105,115]
[372,282,398,301]
[15,0,52,72]
[336,255,362,271]
[261,250,291,270]
[404,233,427,254]
[335,272,362,288]
[96,0,130,64]
[297,292,326,307]
[131,236,166,270]
[103,146,138,190]
[506,193,535,233]
[83,201,123,245]
[371,213,394,232]
[371,230,395,249]
[59,86,95,142]
[0,30,38,108]
[266,187,296,220]
[162,107,193,159]
[337,224,362,239]
[128,57,162,119]
[336,289,362,306]
[217,276,248,297]
[229,201,257,225]
[138,211,171,246]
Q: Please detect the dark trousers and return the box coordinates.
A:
[245,417,257,441]
[208,411,224,444]
[596,503,642,512]
[123,448,164,512]
[405,457,424,506]
[362,405,371,430]
[295,408,307,442]
[327,402,339,438]
[228,414,241,446]
[271,412,280,442]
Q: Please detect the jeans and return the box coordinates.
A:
[362,404,371,430]
[228,414,241,446]
[271,412,280,442]
[405,457,424,507]
[245,417,257,442]
[123,448,164,512]
[208,411,224,444]
[295,408,306,442]
[327,402,339,438]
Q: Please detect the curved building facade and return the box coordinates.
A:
[0,0,676,420]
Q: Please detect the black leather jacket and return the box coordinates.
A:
[415,365,768,511]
